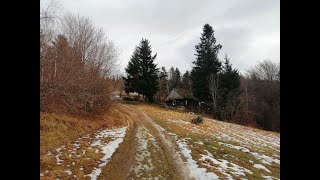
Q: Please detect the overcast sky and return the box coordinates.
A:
[59,0,280,75]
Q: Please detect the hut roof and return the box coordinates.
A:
[165,88,198,101]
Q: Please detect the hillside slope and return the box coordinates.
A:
[137,104,280,179]
[40,103,280,179]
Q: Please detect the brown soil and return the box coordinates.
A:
[99,104,193,180]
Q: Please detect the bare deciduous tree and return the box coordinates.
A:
[240,60,280,131]
[247,60,280,81]
[40,0,62,44]
[60,13,118,76]
[208,73,220,116]
[40,12,119,116]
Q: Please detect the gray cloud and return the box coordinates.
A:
[58,0,280,75]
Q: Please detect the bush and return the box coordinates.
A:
[191,116,204,125]
[40,14,118,117]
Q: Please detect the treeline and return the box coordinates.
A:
[123,24,279,132]
[240,61,280,131]
[40,1,118,116]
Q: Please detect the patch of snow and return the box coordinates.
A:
[99,127,127,162]
[55,147,62,153]
[73,143,80,147]
[55,154,63,165]
[251,152,280,165]
[85,126,128,180]
[195,141,204,145]
[91,139,101,147]
[177,138,219,179]
[131,126,155,177]
[200,119,279,154]
[64,169,72,175]
[86,168,101,180]
[167,119,191,125]
[218,142,250,153]
[253,164,271,173]
[219,142,280,165]
[262,175,276,180]
[200,150,252,178]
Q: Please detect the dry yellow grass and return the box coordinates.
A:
[40,104,128,172]
[135,104,280,179]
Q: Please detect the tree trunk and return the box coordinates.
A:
[245,87,249,118]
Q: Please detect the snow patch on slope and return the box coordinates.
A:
[86,126,128,179]
[176,138,219,179]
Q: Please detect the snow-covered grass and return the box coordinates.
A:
[131,126,156,178]
[128,123,174,179]
[138,104,280,180]
[175,136,254,180]
[253,164,271,173]
[86,126,128,179]
[40,105,129,180]
[218,142,280,166]
[41,124,128,179]
[166,119,191,125]
[200,149,253,178]
[176,138,220,179]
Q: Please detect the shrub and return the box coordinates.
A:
[191,116,204,125]
[40,14,118,116]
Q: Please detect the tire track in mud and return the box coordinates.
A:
[100,104,193,180]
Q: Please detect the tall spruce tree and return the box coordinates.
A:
[221,55,241,94]
[191,24,222,103]
[218,55,241,120]
[124,47,140,94]
[124,38,159,102]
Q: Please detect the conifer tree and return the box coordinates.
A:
[123,38,159,102]
[123,47,140,94]
[182,71,192,92]
[174,68,182,88]
[219,55,241,120]
[191,24,222,103]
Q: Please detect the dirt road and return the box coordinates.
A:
[41,103,280,179]
[99,104,193,180]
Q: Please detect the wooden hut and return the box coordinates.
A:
[164,88,199,108]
